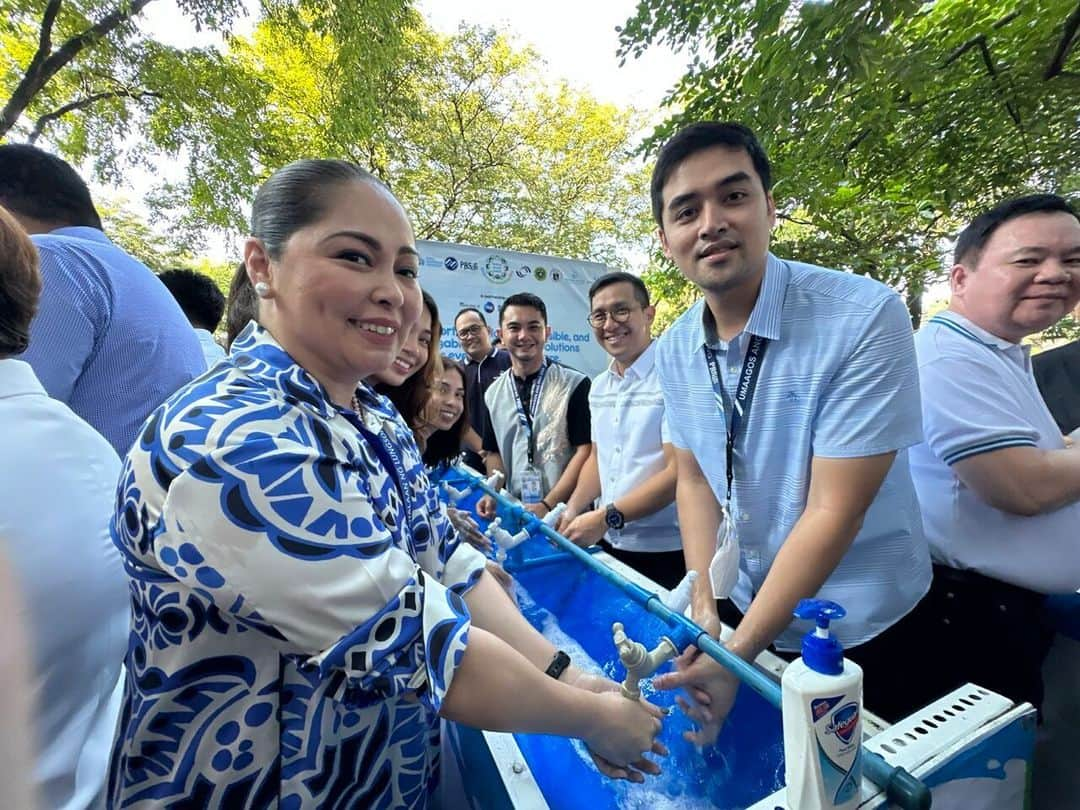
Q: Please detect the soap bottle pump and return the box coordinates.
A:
[781,598,863,810]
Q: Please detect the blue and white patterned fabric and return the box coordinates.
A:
[107,323,486,809]
[656,254,931,651]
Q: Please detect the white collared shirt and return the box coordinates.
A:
[195,327,226,367]
[909,311,1080,593]
[590,341,681,552]
[0,359,128,810]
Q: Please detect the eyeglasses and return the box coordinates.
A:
[586,306,639,328]
[456,325,484,339]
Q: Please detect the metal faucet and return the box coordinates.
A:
[611,622,679,700]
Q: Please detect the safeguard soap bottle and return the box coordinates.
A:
[781,599,863,810]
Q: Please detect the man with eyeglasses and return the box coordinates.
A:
[477,292,592,520]
[454,307,512,470]
[557,272,685,589]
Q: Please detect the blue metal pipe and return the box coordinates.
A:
[453,467,931,810]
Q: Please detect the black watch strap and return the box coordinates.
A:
[544,650,571,680]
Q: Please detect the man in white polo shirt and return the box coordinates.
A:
[909,193,1080,713]
[559,271,684,590]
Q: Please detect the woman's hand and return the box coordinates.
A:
[477,495,497,519]
[447,507,490,552]
[582,692,668,783]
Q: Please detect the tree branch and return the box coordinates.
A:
[27,89,160,143]
[0,0,157,138]
[1045,1,1080,79]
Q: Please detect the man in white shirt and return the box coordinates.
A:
[559,272,684,589]
[0,204,128,810]
[908,193,1080,713]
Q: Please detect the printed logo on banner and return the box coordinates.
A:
[562,267,583,282]
[421,255,443,269]
[483,301,496,314]
[516,265,532,279]
[551,269,562,282]
[484,256,510,284]
[444,257,459,271]
[534,266,548,281]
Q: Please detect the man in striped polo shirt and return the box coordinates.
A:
[648,122,934,737]
[908,194,1080,713]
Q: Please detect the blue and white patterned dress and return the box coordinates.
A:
[107,324,486,809]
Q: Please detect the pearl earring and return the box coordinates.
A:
[254,282,270,298]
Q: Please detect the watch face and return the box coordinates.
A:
[605,506,624,529]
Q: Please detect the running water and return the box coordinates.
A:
[512,575,785,810]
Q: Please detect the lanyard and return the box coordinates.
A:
[509,359,550,465]
[348,416,414,545]
[703,334,769,503]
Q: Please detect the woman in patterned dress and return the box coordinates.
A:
[107,159,665,809]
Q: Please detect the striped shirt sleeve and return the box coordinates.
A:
[919,352,1039,466]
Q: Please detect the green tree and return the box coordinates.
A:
[621,0,1080,325]
[148,21,654,266]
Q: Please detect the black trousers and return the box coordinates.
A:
[598,539,686,591]
[716,565,1055,722]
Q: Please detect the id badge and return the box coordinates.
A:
[519,465,543,505]
[708,507,741,599]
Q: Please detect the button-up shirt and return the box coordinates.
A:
[655,254,931,650]
[195,327,227,367]
[590,341,680,552]
[0,359,128,810]
[108,323,485,808]
[909,311,1080,593]
[22,226,206,456]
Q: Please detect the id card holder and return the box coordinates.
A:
[519,465,543,505]
[708,506,740,599]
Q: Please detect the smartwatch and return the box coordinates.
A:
[545,650,571,680]
[604,503,625,531]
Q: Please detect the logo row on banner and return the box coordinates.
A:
[416,240,613,379]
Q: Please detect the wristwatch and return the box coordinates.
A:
[604,502,625,531]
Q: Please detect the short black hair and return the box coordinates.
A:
[588,271,650,308]
[0,144,102,229]
[454,306,487,327]
[650,122,772,226]
[0,204,41,357]
[157,268,227,332]
[954,194,1080,265]
[499,292,547,324]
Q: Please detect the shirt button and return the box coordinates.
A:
[729,365,739,373]
[740,512,750,521]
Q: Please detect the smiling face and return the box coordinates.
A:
[589,281,654,368]
[244,179,422,404]
[499,304,551,373]
[454,309,492,361]
[423,364,466,432]
[372,300,433,387]
[657,144,775,298]
[952,211,1080,342]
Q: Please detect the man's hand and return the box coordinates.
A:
[652,651,738,746]
[477,495,497,519]
[563,508,607,547]
[523,502,550,519]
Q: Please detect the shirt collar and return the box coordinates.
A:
[608,339,657,380]
[48,226,112,245]
[928,311,1021,352]
[0,359,46,400]
[693,253,788,348]
[229,322,390,421]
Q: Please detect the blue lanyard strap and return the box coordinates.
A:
[509,359,550,465]
[352,419,414,545]
[703,334,769,503]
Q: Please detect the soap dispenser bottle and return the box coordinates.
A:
[781,599,863,810]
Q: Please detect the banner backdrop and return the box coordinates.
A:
[417,240,611,378]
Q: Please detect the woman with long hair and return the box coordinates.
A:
[107,159,663,809]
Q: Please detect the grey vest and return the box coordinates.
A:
[485,361,586,498]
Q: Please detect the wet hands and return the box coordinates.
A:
[583,692,668,783]
[447,507,490,553]
[476,495,497,519]
[561,508,606,547]
[653,645,738,746]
